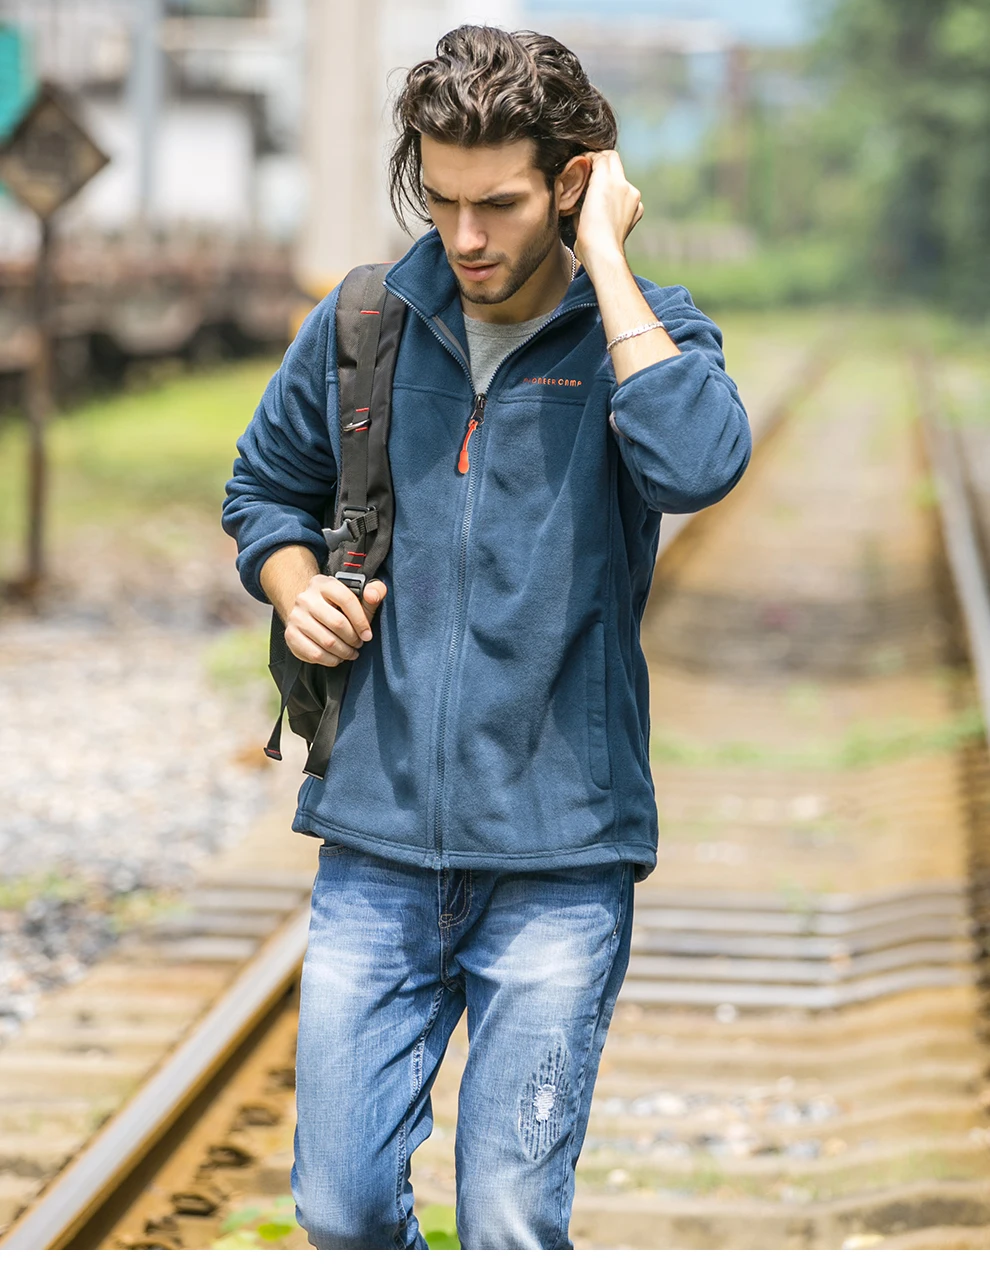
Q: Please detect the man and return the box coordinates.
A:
[223,25,750,1250]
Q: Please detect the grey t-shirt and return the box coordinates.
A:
[463,310,553,394]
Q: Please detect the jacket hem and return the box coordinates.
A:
[291,810,657,876]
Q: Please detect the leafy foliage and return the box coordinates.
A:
[814,0,990,311]
[626,2,990,313]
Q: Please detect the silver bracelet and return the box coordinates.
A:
[606,321,666,354]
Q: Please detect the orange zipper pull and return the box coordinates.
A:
[458,419,478,473]
[457,394,486,475]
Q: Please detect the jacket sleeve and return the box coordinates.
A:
[221,287,340,604]
[607,285,752,515]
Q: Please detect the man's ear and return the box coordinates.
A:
[555,154,591,215]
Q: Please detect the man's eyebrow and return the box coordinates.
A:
[423,184,525,205]
[474,190,525,204]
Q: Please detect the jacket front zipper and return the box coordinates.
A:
[434,400,482,854]
[458,394,486,474]
[383,280,597,854]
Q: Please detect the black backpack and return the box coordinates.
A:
[263,263,407,779]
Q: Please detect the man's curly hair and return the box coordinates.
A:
[389,26,617,247]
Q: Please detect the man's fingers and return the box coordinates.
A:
[307,596,365,649]
[314,576,374,640]
[293,613,359,662]
[287,630,343,667]
[362,581,387,620]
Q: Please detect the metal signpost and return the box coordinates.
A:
[0,82,109,595]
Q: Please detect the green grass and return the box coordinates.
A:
[628,239,849,313]
[0,870,86,910]
[419,1204,460,1249]
[577,1147,976,1202]
[210,1199,459,1250]
[203,620,279,716]
[0,359,278,577]
[0,871,177,935]
[650,705,985,771]
[109,889,183,935]
[205,620,273,687]
[212,1197,301,1250]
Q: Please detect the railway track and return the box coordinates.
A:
[2,331,990,1250]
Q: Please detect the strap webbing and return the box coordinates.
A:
[346,289,385,506]
[263,647,301,761]
[302,660,351,778]
[301,266,396,779]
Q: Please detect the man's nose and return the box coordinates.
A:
[453,208,487,257]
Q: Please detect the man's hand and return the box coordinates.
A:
[569,149,680,384]
[573,150,644,274]
[259,545,386,668]
[285,574,386,667]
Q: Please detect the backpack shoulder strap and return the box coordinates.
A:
[263,264,405,776]
[299,263,405,780]
[325,262,406,591]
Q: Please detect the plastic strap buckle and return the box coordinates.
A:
[334,570,366,596]
[323,505,378,554]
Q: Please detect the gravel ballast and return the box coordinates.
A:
[0,596,279,1041]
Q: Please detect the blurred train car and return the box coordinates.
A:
[0,231,304,411]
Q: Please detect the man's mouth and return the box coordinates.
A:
[455,261,500,282]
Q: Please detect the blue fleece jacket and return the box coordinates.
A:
[222,229,751,880]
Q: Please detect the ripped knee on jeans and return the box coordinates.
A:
[517,1041,571,1162]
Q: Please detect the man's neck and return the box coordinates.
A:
[461,241,574,325]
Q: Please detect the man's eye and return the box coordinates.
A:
[428,194,454,206]
[491,202,515,210]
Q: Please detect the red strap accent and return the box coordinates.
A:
[359,310,381,315]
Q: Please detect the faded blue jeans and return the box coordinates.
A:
[291,844,635,1250]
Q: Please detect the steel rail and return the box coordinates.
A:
[0,907,310,1250]
[916,353,990,736]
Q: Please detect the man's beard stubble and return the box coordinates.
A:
[448,198,560,307]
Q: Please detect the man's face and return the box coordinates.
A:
[420,136,559,306]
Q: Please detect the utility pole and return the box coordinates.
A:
[295,0,384,296]
[22,215,55,591]
[294,0,523,297]
[132,0,163,226]
[0,85,109,597]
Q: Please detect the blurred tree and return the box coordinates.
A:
[619,1,990,312]
[819,0,990,311]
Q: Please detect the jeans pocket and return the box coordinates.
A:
[318,841,351,859]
